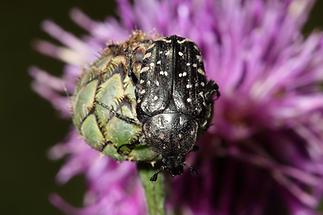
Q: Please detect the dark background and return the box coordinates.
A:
[0,1,323,215]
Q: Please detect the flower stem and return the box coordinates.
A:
[137,163,166,215]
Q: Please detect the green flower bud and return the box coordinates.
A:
[72,32,158,162]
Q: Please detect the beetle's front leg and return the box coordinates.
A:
[96,101,141,126]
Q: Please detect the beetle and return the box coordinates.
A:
[134,35,219,181]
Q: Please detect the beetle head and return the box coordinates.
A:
[162,155,184,176]
[150,155,185,181]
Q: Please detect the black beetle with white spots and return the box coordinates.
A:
[134,35,219,181]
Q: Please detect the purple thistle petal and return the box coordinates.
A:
[48,130,147,215]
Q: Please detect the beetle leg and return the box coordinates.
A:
[191,145,199,152]
[129,69,139,85]
[150,173,159,181]
[150,169,162,181]
[97,101,141,126]
[112,111,140,125]
[189,166,199,176]
[205,80,220,101]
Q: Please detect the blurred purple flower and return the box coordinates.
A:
[30,0,323,214]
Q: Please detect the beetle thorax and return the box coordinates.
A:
[142,113,198,156]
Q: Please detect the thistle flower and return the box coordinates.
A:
[30,0,323,214]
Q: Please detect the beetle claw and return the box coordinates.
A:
[150,172,159,181]
[189,166,199,176]
[192,145,199,152]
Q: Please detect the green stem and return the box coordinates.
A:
[137,163,166,215]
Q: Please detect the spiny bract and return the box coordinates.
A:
[72,32,157,161]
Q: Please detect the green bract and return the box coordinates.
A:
[72,32,157,161]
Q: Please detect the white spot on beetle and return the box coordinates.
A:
[165,51,170,56]
[159,51,163,54]
[157,38,171,43]
[162,38,172,43]
[155,80,160,86]
[179,116,185,125]
[198,68,205,75]
[187,98,192,103]
[193,63,197,68]
[179,73,183,77]
[201,82,205,87]
[153,95,158,101]
[177,39,186,44]
[140,89,146,94]
[196,55,202,61]
[178,51,183,57]
[143,52,152,59]
[147,44,155,50]
[159,133,165,139]
[160,71,164,75]
[186,63,191,66]
[202,120,208,127]
[178,134,182,138]
[157,60,161,65]
[164,71,168,76]
[140,67,149,73]
[147,80,151,85]
[157,116,163,125]
[186,84,192,89]
[140,79,145,84]
[150,62,155,67]
[183,72,187,77]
